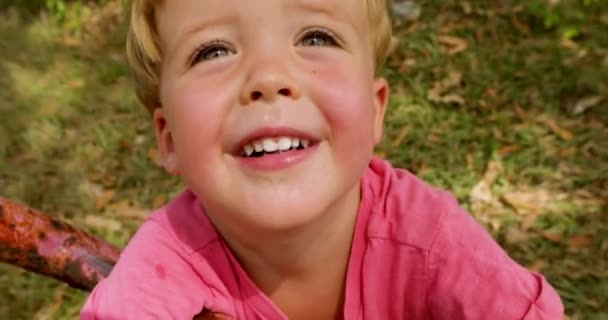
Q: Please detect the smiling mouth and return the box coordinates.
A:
[238,136,316,158]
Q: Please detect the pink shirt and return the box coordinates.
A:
[81,158,563,319]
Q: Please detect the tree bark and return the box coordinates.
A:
[0,197,120,291]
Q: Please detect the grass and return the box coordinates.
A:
[0,1,606,319]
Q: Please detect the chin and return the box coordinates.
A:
[242,189,334,229]
[188,148,367,233]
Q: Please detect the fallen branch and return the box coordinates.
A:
[0,197,121,291]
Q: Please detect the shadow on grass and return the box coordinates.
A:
[0,4,162,319]
[0,0,46,16]
[0,8,83,319]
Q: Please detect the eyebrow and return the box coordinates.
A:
[164,13,238,60]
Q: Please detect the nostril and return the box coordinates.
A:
[249,88,291,102]
[251,91,262,100]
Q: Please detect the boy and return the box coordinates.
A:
[81,0,564,319]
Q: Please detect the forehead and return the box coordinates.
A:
[156,0,366,19]
[155,0,369,44]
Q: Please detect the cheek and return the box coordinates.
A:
[308,64,377,147]
[163,79,230,159]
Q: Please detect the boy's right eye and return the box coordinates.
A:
[190,41,235,65]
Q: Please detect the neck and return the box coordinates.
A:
[228,182,359,279]
[213,183,362,318]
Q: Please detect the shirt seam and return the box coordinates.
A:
[365,207,448,320]
[364,234,433,251]
[423,207,449,320]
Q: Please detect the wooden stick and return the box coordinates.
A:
[0,197,121,291]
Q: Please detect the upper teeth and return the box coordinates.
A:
[242,137,310,156]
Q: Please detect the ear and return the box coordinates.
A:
[371,77,390,145]
[153,107,180,175]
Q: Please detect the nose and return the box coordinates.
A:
[240,60,301,105]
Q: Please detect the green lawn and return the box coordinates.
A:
[0,1,606,319]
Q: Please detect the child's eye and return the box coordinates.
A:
[190,41,235,65]
[299,29,339,47]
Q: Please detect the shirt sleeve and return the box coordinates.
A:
[426,202,564,320]
[80,219,214,320]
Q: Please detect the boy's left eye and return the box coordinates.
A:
[299,29,339,47]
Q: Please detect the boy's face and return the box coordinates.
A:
[154,0,389,231]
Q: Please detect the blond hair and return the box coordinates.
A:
[127,0,392,113]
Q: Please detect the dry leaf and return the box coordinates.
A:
[428,133,441,142]
[572,96,604,115]
[542,231,563,243]
[486,218,502,232]
[59,36,83,47]
[120,207,149,220]
[399,58,417,73]
[573,189,596,199]
[470,160,503,204]
[560,38,579,50]
[107,200,149,220]
[153,194,168,208]
[537,116,574,141]
[498,145,519,156]
[438,35,468,55]
[438,94,465,106]
[559,147,577,157]
[466,153,474,169]
[501,189,549,215]
[521,213,539,231]
[392,126,412,147]
[79,181,104,202]
[427,71,465,105]
[528,260,546,272]
[568,234,594,248]
[485,87,498,100]
[514,103,527,120]
[427,86,443,103]
[67,79,85,89]
[443,71,463,90]
[134,135,146,145]
[80,179,120,209]
[510,15,530,34]
[586,299,600,309]
[505,226,528,245]
[482,160,503,185]
[96,189,116,210]
[85,215,122,232]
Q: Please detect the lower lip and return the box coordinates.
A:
[236,144,319,171]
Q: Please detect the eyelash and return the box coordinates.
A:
[189,40,234,66]
[298,28,341,47]
[188,28,341,67]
